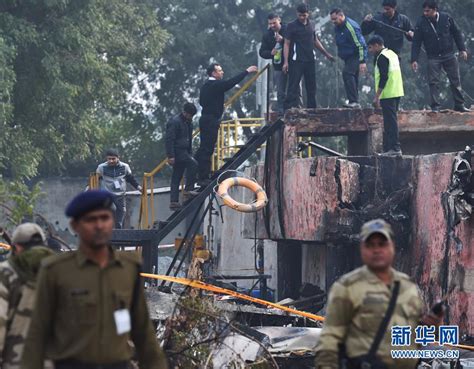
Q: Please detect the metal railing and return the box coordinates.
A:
[213,117,265,171]
[88,172,100,190]
[138,129,200,229]
[88,64,271,229]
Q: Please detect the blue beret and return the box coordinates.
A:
[65,190,114,219]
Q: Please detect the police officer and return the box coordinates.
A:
[368,35,404,156]
[22,190,168,369]
[0,223,54,369]
[316,219,441,369]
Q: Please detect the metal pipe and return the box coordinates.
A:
[371,18,408,34]
[298,140,344,157]
[266,65,270,120]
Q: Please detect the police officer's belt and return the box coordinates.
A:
[54,360,130,369]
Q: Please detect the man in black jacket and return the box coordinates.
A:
[362,0,414,56]
[259,13,299,114]
[166,102,199,210]
[196,63,257,185]
[283,3,334,110]
[411,0,469,112]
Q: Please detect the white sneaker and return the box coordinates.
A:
[343,102,362,109]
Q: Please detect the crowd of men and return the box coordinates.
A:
[0,2,467,367]
[163,0,471,210]
[259,0,470,157]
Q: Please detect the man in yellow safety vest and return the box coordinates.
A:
[368,35,404,156]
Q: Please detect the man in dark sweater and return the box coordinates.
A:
[282,3,334,110]
[362,0,413,56]
[165,102,198,210]
[259,13,289,114]
[196,63,257,185]
[411,0,469,112]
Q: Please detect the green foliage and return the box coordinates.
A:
[0,178,44,226]
[0,0,168,178]
[1,0,473,180]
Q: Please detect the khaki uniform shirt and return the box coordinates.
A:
[21,248,168,369]
[0,259,35,369]
[316,266,423,369]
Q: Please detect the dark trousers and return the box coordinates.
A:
[273,69,287,114]
[170,152,198,203]
[342,55,360,103]
[284,61,316,110]
[428,55,464,109]
[112,194,126,229]
[195,114,220,180]
[380,97,401,152]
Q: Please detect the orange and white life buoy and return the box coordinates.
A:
[217,177,268,213]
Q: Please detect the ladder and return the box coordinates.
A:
[111,118,284,273]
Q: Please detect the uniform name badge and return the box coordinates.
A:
[114,309,131,335]
[113,180,121,190]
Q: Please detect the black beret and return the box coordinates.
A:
[65,190,114,219]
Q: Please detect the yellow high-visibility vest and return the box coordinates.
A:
[375,48,404,99]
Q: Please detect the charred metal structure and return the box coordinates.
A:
[234,108,474,338]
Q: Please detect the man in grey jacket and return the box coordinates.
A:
[96,149,142,228]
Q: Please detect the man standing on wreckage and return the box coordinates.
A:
[316,219,444,369]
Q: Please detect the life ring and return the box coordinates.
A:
[217,177,268,213]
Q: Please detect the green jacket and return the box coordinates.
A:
[316,266,423,369]
[21,248,168,369]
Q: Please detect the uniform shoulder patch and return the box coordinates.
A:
[338,266,365,286]
[41,251,75,268]
[118,251,143,266]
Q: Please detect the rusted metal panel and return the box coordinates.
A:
[411,153,474,336]
[282,158,339,241]
[236,109,474,336]
[284,108,371,134]
[284,109,474,156]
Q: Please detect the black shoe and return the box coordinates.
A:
[183,190,199,198]
[431,107,440,113]
[454,106,471,113]
[197,179,212,187]
[169,202,182,211]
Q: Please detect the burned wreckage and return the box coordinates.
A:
[131,109,474,368]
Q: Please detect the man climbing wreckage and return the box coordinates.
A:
[95,149,143,229]
[165,102,199,210]
[195,63,258,187]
